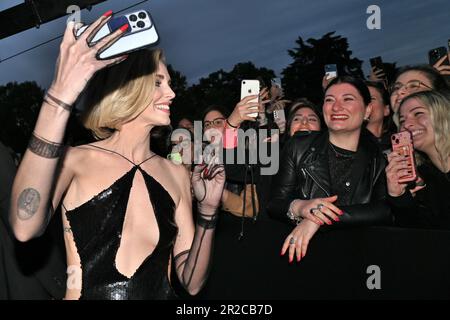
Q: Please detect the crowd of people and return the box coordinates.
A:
[1,11,450,300]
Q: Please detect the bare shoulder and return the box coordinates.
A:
[154,156,191,184]
[63,143,116,177]
[62,145,97,174]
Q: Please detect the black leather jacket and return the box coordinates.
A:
[268,130,391,227]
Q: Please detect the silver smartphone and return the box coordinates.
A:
[75,10,159,60]
[240,80,260,118]
[273,109,286,122]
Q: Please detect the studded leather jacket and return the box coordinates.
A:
[268,130,392,227]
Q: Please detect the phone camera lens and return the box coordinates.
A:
[137,21,145,28]
[129,14,137,22]
[395,139,399,144]
[138,12,147,19]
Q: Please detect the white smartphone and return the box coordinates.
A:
[75,10,159,60]
[273,109,286,123]
[240,80,260,118]
[324,64,338,80]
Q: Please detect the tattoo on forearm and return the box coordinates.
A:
[17,188,41,220]
[63,227,72,233]
[28,133,63,158]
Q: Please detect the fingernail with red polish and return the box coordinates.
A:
[119,24,129,32]
[103,10,113,17]
[289,258,293,264]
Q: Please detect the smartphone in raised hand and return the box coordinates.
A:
[428,46,449,66]
[75,10,159,60]
[241,80,260,118]
[370,56,384,72]
[391,131,417,183]
[324,64,338,80]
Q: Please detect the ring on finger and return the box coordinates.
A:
[289,237,296,245]
[317,203,324,211]
[309,207,318,215]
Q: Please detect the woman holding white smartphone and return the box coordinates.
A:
[9,12,225,300]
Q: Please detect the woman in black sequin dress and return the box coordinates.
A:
[9,12,225,299]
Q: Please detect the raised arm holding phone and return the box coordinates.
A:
[10,11,225,300]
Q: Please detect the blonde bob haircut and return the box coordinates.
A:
[82,48,164,139]
[397,90,450,170]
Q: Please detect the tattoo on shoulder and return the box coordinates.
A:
[63,227,72,233]
[17,188,41,220]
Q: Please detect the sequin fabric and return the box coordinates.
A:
[65,165,178,300]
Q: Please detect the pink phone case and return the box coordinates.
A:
[391,131,417,183]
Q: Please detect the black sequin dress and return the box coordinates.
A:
[65,147,178,300]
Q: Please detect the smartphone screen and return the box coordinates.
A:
[324,64,337,80]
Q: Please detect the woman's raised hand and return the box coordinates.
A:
[191,156,226,216]
[48,11,129,105]
[433,53,450,76]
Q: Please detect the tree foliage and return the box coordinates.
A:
[1,33,390,154]
[281,32,364,105]
[170,62,275,124]
[0,81,44,154]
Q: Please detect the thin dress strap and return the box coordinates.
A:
[87,144,157,167]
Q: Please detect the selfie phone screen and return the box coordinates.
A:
[107,16,131,34]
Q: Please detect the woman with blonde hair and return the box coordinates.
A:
[9,12,225,299]
[386,90,450,229]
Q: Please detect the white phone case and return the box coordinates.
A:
[75,10,159,60]
[240,80,260,118]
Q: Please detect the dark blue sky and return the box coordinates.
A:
[0,0,449,88]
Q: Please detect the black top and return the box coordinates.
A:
[268,129,391,227]
[389,162,450,229]
[65,148,178,300]
[328,143,356,206]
